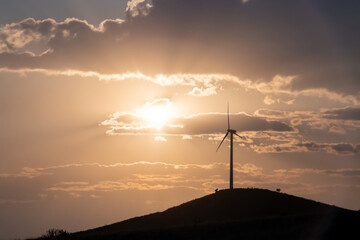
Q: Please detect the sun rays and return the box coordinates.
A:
[138,99,174,130]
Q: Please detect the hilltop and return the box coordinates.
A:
[31,188,359,240]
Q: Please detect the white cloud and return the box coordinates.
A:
[188,86,217,96]
[264,95,276,105]
[2,67,357,104]
[154,136,167,142]
[182,135,192,140]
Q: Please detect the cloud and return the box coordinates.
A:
[126,0,154,18]
[264,95,276,105]
[239,75,360,105]
[323,169,360,177]
[101,101,360,156]
[100,99,293,137]
[1,67,357,103]
[0,68,242,96]
[102,110,293,136]
[248,107,360,155]
[0,161,264,197]
[0,0,359,96]
[0,160,316,199]
[323,107,360,120]
[0,17,124,70]
[188,86,217,96]
[1,160,359,214]
[103,106,358,157]
[0,199,33,204]
[255,107,360,135]
[48,180,174,192]
[255,108,306,119]
[274,168,360,178]
[252,141,360,155]
[0,18,56,53]
[0,167,52,179]
[263,96,295,106]
[328,125,346,134]
[182,135,192,140]
[330,143,360,154]
[154,136,167,142]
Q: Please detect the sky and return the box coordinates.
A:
[0,0,359,239]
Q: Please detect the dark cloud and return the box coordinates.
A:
[126,0,154,18]
[0,0,128,25]
[176,113,293,135]
[295,142,360,155]
[323,107,360,120]
[324,169,360,177]
[330,143,360,154]
[0,18,125,70]
[296,142,326,152]
[251,141,360,155]
[0,0,359,94]
[294,142,359,155]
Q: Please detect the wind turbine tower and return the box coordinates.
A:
[216,103,244,190]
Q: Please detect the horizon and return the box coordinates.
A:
[0,0,359,239]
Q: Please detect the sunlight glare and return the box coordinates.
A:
[138,99,174,130]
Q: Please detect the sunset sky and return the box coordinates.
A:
[0,0,359,239]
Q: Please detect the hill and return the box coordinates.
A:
[31,188,359,240]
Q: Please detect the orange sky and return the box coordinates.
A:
[0,0,359,239]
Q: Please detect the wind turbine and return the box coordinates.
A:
[216,103,244,190]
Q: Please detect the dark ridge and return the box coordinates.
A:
[30,188,359,240]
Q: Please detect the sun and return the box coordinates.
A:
[138,99,174,130]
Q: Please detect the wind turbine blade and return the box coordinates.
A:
[234,132,245,140]
[216,132,229,152]
[227,102,230,129]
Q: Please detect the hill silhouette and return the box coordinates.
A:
[31,188,359,240]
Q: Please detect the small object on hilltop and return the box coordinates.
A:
[276,188,281,193]
[215,188,218,193]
